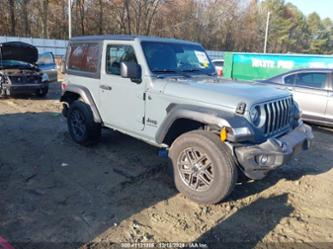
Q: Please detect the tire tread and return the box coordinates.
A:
[169,130,238,204]
[67,100,101,146]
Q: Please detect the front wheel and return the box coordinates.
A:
[67,100,101,146]
[169,130,238,204]
[35,86,49,97]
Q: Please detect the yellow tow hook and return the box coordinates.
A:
[220,127,228,142]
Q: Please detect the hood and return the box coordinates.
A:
[0,42,38,64]
[160,77,291,111]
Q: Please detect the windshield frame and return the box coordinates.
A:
[140,41,216,77]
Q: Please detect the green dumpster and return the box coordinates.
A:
[223,52,333,81]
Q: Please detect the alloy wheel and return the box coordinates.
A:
[70,109,86,139]
[177,147,214,192]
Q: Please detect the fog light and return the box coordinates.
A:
[256,154,269,166]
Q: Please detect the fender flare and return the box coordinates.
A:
[155,104,254,144]
[60,84,102,123]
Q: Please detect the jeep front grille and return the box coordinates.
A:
[263,97,293,137]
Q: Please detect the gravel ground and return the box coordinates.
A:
[0,82,332,249]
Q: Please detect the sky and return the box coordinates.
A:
[286,0,333,19]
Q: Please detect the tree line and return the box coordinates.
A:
[0,0,332,54]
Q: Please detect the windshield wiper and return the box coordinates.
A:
[181,69,216,77]
[151,69,177,73]
[181,69,201,73]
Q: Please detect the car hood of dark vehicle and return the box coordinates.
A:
[0,42,38,64]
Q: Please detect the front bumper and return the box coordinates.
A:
[235,123,313,180]
[3,83,48,94]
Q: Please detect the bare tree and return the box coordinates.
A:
[39,0,49,38]
[77,0,85,35]
[1,0,332,54]
[98,0,103,34]
[21,0,31,36]
[125,0,131,34]
[144,0,161,35]
[8,0,16,35]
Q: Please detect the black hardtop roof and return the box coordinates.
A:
[70,34,200,45]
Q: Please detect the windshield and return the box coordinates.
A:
[0,60,33,69]
[141,41,215,75]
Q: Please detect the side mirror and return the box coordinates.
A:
[120,62,142,83]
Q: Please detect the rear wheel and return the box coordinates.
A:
[169,130,237,204]
[67,100,101,146]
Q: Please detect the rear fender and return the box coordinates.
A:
[60,84,102,123]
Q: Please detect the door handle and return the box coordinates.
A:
[100,85,112,91]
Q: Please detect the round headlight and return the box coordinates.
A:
[250,105,266,127]
[250,105,260,126]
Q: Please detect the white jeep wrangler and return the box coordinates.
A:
[61,35,313,204]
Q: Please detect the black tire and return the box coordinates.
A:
[67,100,101,146]
[169,130,238,204]
[35,86,49,97]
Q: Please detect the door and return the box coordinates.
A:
[325,74,333,123]
[288,72,329,121]
[99,44,145,132]
[37,52,57,82]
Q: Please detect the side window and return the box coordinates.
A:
[284,74,295,85]
[213,61,224,67]
[295,73,327,89]
[37,53,54,65]
[68,43,99,73]
[106,45,137,75]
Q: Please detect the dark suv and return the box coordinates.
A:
[0,41,49,97]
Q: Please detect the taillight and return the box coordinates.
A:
[217,68,223,77]
[61,82,68,91]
